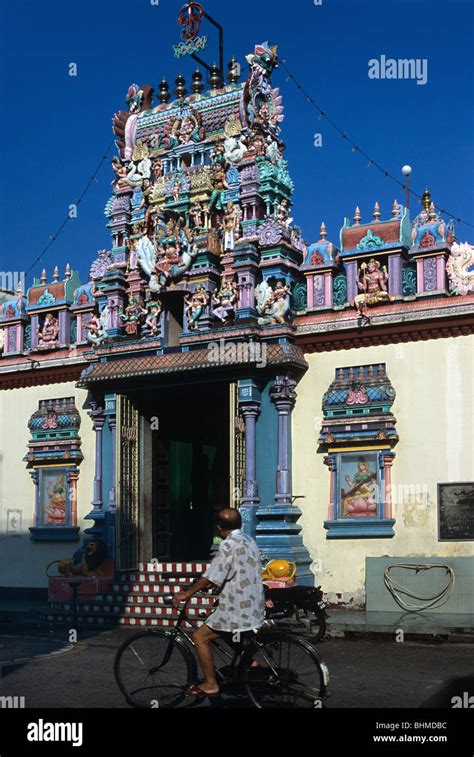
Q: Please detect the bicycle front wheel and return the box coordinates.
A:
[241,632,329,709]
[114,631,195,708]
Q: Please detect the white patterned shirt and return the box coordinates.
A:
[204,530,265,632]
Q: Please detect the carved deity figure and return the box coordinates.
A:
[185,286,208,330]
[134,214,198,293]
[44,474,67,525]
[37,313,60,348]
[276,197,293,228]
[85,309,109,346]
[156,238,183,277]
[247,131,266,157]
[190,202,204,229]
[151,159,163,181]
[342,458,377,517]
[353,259,395,324]
[212,280,238,324]
[209,168,229,212]
[139,178,155,236]
[256,280,291,326]
[111,156,129,191]
[223,201,241,250]
[120,295,146,336]
[144,300,162,337]
[177,116,195,144]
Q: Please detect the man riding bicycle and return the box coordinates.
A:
[172,508,265,697]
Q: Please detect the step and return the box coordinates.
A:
[137,562,209,574]
[112,582,210,594]
[95,593,215,607]
[40,611,207,627]
[116,574,194,585]
[47,602,214,618]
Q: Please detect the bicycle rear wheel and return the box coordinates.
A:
[241,632,329,709]
[297,607,326,642]
[114,630,195,708]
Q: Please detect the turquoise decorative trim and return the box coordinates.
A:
[357,229,384,251]
[37,289,56,306]
[324,519,395,539]
[333,272,347,306]
[173,36,208,58]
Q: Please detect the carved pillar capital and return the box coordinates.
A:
[88,401,105,431]
[89,400,105,511]
[270,374,297,412]
[240,401,261,419]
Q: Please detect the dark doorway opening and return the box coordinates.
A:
[135,382,230,562]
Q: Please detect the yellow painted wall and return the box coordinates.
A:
[293,335,474,606]
[0,382,94,588]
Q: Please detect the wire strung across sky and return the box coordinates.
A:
[280,60,474,231]
[25,140,116,277]
[23,62,473,280]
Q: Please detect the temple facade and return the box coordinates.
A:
[0,36,473,622]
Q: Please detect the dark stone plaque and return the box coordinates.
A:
[438,482,474,541]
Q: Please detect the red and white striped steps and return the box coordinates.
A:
[42,560,211,626]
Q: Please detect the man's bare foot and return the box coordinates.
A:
[185,683,220,697]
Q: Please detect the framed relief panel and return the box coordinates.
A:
[438,482,474,541]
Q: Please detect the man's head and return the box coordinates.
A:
[216,508,242,537]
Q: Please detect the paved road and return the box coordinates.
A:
[0,624,472,709]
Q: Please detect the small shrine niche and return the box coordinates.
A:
[24,398,83,541]
[302,222,341,309]
[27,266,81,352]
[319,364,398,539]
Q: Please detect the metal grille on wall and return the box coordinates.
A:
[116,395,140,571]
[229,383,246,508]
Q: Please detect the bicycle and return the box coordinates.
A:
[114,597,329,709]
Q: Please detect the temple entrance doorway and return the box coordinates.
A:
[134,382,231,562]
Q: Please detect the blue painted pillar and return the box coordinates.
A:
[83,399,107,544]
[103,394,117,559]
[256,374,313,585]
[238,379,261,537]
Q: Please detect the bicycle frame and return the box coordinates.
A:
[149,601,247,682]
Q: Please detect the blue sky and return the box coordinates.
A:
[1,0,473,284]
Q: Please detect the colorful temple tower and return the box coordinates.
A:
[72,39,313,580]
[0,8,473,623]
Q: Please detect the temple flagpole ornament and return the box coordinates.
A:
[174,2,224,82]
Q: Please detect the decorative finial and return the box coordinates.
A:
[227,57,241,84]
[65,263,71,279]
[53,265,59,281]
[191,68,204,94]
[174,74,187,99]
[373,201,381,222]
[208,63,222,89]
[320,222,327,240]
[158,78,170,103]
[422,188,431,212]
[391,199,399,218]
[428,201,437,221]
[41,269,47,284]
[354,206,361,225]
[16,280,23,295]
